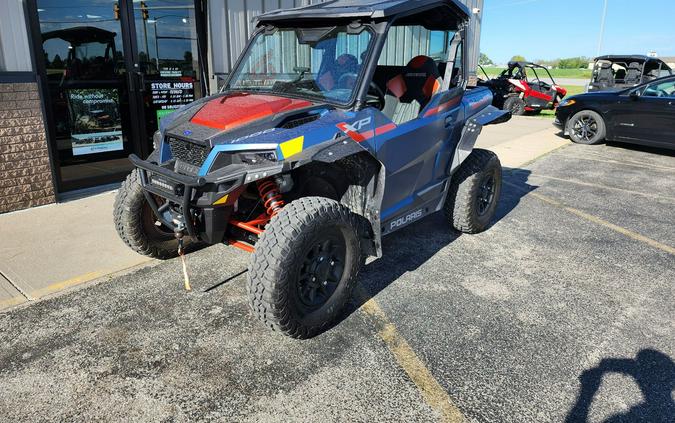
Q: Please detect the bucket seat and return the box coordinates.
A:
[383,56,442,124]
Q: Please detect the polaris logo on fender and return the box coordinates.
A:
[389,209,424,230]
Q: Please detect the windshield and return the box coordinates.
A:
[226,26,373,105]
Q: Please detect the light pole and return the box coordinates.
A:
[597,0,608,56]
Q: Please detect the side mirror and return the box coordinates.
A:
[629,90,641,99]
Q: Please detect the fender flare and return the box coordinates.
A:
[294,136,386,257]
[450,106,511,174]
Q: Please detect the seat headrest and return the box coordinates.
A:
[600,62,612,69]
[628,62,642,70]
[386,56,441,102]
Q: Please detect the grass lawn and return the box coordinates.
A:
[481,67,592,80]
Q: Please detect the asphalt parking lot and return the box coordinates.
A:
[1,141,674,422]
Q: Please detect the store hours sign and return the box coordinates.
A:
[150,81,195,123]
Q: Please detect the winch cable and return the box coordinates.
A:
[176,233,192,291]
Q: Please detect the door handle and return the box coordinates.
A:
[135,71,145,93]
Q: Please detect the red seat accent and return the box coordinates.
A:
[386,75,407,98]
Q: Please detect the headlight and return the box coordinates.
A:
[209,150,278,172]
[558,99,576,107]
[237,150,278,165]
[152,130,162,150]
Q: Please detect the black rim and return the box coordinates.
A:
[296,229,346,312]
[572,115,598,142]
[476,173,496,216]
[509,99,522,114]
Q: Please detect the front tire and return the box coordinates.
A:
[247,197,362,339]
[444,149,502,234]
[503,96,526,115]
[113,169,197,259]
[566,110,606,145]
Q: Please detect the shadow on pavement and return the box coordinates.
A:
[566,349,675,423]
[335,167,537,326]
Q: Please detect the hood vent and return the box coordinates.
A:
[279,114,320,130]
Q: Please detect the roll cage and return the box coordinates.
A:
[222,0,471,111]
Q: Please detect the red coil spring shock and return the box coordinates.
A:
[257,179,285,217]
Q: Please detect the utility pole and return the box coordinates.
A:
[597,0,608,56]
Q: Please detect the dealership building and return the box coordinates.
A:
[0,0,482,213]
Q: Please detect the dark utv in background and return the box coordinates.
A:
[556,75,675,150]
[587,55,672,92]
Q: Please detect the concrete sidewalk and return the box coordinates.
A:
[0,116,567,311]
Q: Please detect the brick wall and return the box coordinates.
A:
[0,82,55,213]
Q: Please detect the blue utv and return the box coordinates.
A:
[114,0,511,338]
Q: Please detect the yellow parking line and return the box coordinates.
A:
[523,173,675,202]
[357,286,465,423]
[0,295,28,310]
[505,181,675,256]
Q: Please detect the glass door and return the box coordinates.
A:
[34,0,206,193]
[130,0,205,148]
[36,0,140,191]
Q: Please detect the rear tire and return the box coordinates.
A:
[503,96,526,115]
[444,149,502,234]
[113,169,198,259]
[247,197,361,339]
[566,110,606,145]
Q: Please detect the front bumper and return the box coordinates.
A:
[130,154,280,244]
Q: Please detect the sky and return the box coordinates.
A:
[481,0,675,64]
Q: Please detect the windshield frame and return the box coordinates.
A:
[223,24,378,108]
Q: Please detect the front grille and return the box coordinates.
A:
[168,137,210,167]
[279,114,320,129]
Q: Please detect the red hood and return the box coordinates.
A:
[190,93,313,131]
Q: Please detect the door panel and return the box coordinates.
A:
[37,0,137,191]
[131,0,204,149]
[376,89,463,217]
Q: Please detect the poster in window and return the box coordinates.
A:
[68,89,124,156]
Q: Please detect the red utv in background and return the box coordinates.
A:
[479,61,567,115]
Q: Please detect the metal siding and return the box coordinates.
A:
[208,0,482,90]
[0,0,33,72]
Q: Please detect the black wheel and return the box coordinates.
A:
[247,197,362,339]
[503,96,526,115]
[113,169,199,259]
[444,149,502,234]
[566,110,606,145]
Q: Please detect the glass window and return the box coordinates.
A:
[227,27,373,104]
[643,79,675,98]
[379,26,456,66]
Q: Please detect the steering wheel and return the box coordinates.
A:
[366,81,386,110]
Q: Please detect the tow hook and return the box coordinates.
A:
[174,219,192,292]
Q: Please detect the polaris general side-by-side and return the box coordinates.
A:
[114,0,510,338]
[479,61,567,115]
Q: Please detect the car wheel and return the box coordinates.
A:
[444,149,502,234]
[247,197,362,339]
[113,169,201,259]
[503,96,526,115]
[566,110,606,145]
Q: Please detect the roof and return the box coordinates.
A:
[594,55,667,63]
[257,0,470,23]
[508,61,546,69]
[42,27,117,44]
